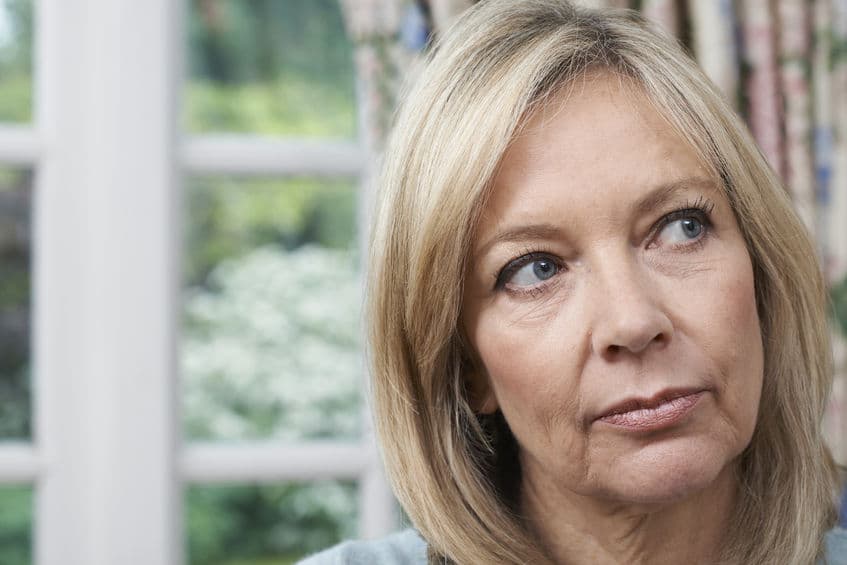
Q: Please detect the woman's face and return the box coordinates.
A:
[461,75,764,504]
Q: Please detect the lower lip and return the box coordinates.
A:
[597,391,705,432]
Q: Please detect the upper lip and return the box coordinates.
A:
[592,387,708,422]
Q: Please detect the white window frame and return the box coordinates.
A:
[0,1,395,564]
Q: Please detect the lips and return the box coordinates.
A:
[594,388,707,432]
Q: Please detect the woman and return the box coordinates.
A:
[302,0,846,563]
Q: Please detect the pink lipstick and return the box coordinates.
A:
[596,389,705,432]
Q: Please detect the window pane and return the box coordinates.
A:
[186,481,357,565]
[181,177,361,441]
[0,168,31,439]
[0,486,32,565]
[185,0,356,138]
[0,0,32,122]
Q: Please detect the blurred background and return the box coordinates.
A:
[0,0,844,564]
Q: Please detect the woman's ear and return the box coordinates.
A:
[466,368,499,415]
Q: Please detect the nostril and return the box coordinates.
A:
[602,329,669,357]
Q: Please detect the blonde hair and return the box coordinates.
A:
[366,1,840,563]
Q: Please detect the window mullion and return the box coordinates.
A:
[181,442,367,482]
[34,1,182,564]
[0,126,40,165]
[0,444,40,482]
[182,135,365,177]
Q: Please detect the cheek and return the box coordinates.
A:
[473,309,559,398]
[469,307,584,446]
[727,273,764,434]
[689,250,763,436]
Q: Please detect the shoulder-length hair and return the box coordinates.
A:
[366,1,840,563]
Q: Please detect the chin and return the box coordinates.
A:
[593,438,740,505]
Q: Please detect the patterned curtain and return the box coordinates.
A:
[339,0,408,151]
[340,0,847,463]
[338,0,476,149]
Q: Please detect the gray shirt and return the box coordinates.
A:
[298,527,847,564]
[298,529,426,565]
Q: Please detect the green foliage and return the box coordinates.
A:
[0,487,32,565]
[0,74,30,122]
[0,0,34,437]
[187,483,357,565]
[186,0,356,137]
[186,79,355,137]
[0,4,33,560]
[0,0,32,122]
[0,0,31,70]
[0,167,33,441]
[188,0,352,84]
[184,177,357,288]
[831,276,847,338]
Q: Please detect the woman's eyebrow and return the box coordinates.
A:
[474,223,565,261]
[632,176,719,217]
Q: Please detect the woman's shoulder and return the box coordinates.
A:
[297,529,427,565]
[825,527,847,565]
[297,526,847,564]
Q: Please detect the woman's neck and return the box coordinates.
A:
[521,463,738,565]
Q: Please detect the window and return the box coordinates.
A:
[7,1,394,564]
[180,3,395,561]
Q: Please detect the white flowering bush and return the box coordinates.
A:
[182,244,363,441]
[183,244,364,563]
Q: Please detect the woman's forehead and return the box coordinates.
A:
[520,71,654,136]
[479,74,714,238]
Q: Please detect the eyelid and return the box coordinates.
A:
[654,208,707,233]
[494,251,562,290]
[648,199,715,246]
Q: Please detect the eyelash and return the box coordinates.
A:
[651,197,715,250]
[493,198,716,296]
[494,249,562,296]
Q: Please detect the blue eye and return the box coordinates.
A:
[507,256,560,287]
[659,216,704,245]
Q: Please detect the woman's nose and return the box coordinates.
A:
[588,258,674,358]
